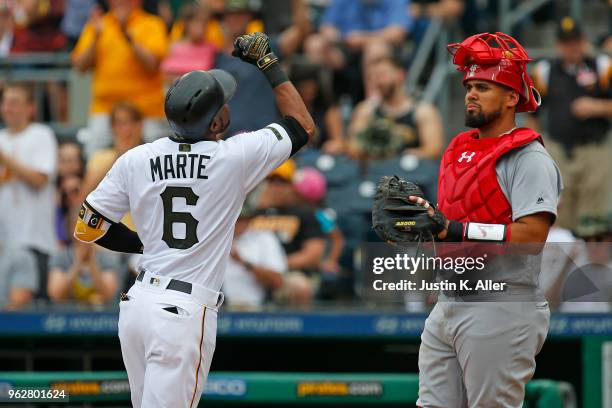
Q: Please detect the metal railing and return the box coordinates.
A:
[0,52,89,138]
[405,18,444,94]
[498,0,553,34]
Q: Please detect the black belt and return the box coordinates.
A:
[136,270,192,295]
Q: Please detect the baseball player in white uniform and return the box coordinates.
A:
[74,33,314,407]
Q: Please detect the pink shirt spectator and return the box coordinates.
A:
[161,41,216,76]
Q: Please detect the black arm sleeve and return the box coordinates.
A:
[96,222,144,254]
[278,116,309,156]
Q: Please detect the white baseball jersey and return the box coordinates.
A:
[86,122,292,291]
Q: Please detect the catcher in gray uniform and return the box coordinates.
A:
[372,32,562,407]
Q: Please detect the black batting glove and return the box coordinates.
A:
[232,32,278,71]
[232,32,288,88]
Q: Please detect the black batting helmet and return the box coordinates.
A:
[164,69,237,140]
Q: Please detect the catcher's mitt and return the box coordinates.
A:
[372,175,446,244]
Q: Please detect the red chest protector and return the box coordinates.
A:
[437,128,543,224]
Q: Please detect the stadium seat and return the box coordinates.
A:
[345,155,439,216]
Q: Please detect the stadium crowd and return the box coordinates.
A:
[0,0,610,311]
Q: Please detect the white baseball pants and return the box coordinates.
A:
[118,273,222,407]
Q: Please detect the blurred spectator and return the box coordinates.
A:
[0,82,58,298]
[11,0,66,52]
[169,0,264,50]
[48,209,123,305]
[530,17,612,232]
[57,141,84,180]
[253,160,326,305]
[161,4,216,82]
[348,56,443,159]
[8,0,69,123]
[410,0,464,21]
[142,0,162,15]
[319,0,411,54]
[56,173,82,246]
[80,102,143,201]
[410,0,464,44]
[213,0,266,50]
[0,2,13,56]
[61,0,97,49]
[56,141,84,245]
[458,0,498,36]
[224,204,286,309]
[293,166,349,300]
[307,0,411,103]
[269,0,311,59]
[166,0,197,18]
[0,241,39,310]
[288,58,345,154]
[260,0,292,36]
[293,166,344,276]
[72,0,169,157]
[156,0,174,30]
[361,39,393,99]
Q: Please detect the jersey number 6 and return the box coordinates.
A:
[160,186,199,250]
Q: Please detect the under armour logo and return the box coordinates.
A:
[458,152,476,163]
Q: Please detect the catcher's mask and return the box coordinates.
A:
[447,32,541,113]
[164,69,237,141]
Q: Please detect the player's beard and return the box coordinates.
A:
[465,107,502,128]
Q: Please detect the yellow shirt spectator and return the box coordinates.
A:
[72,9,169,118]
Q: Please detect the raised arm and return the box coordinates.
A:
[232,32,315,140]
[276,0,312,58]
[272,82,315,140]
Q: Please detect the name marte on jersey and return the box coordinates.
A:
[150,154,210,182]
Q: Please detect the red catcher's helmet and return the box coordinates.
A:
[447,32,541,113]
